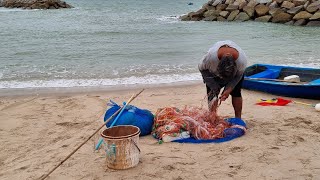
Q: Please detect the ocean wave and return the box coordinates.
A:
[156,15,180,23]
[0,73,202,89]
[282,62,320,68]
[0,7,40,12]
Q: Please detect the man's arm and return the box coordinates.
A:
[226,71,244,90]
[220,71,244,101]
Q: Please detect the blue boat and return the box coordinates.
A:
[243,64,320,99]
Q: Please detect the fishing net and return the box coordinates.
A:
[153,106,231,140]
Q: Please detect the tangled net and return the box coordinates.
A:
[152,106,230,140]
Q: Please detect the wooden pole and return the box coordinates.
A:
[293,101,315,107]
[39,89,145,180]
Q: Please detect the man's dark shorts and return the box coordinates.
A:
[200,70,244,102]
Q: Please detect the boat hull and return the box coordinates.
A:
[243,64,320,99]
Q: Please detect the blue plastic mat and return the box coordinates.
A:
[172,118,246,143]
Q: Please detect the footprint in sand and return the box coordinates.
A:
[57,98,85,110]
[173,176,184,180]
[51,135,72,143]
[170,148,181,152]
[151,156,161,161]
[16,165,29,171]
[293,135,305,142]
[176,161,196,165]
[56,121,91,128]
[0,97,37,111]
[229,146,245,153]
[299,158,311,168]
[0,159,4,167]
[150,93,166,97]
[246,120,257,129]
[162,164,176,170]
[269,146,280,150]
[228,164,242,177]
[257,152,279,164]
[275,135,289,146]
[312,125,320,134]
[283,117,313,129]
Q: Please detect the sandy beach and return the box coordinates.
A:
[1,83,320,180]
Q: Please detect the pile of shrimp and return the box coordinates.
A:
[153,106,230,140]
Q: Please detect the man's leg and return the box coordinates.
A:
[230,75,244,118]
[232,96,242,118]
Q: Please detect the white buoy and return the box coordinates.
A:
[315,103,320,112]
[284,75,300,83]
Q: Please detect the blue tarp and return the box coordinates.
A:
[172,118,246,143]
[104,101,154,136]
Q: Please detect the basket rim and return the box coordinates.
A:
[101,125,140,139]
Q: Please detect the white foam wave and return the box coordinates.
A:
[281,62,320,68]
[280,56,320,68]
[0,73,202,89]
[0,7,39,12]
[156,15,180,23]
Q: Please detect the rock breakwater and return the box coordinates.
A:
[0,0,73,9]
[180,0,320,26]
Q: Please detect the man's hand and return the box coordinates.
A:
[220,88,232,101]
[209,97,219,112]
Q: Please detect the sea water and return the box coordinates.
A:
[1,0,320,94]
